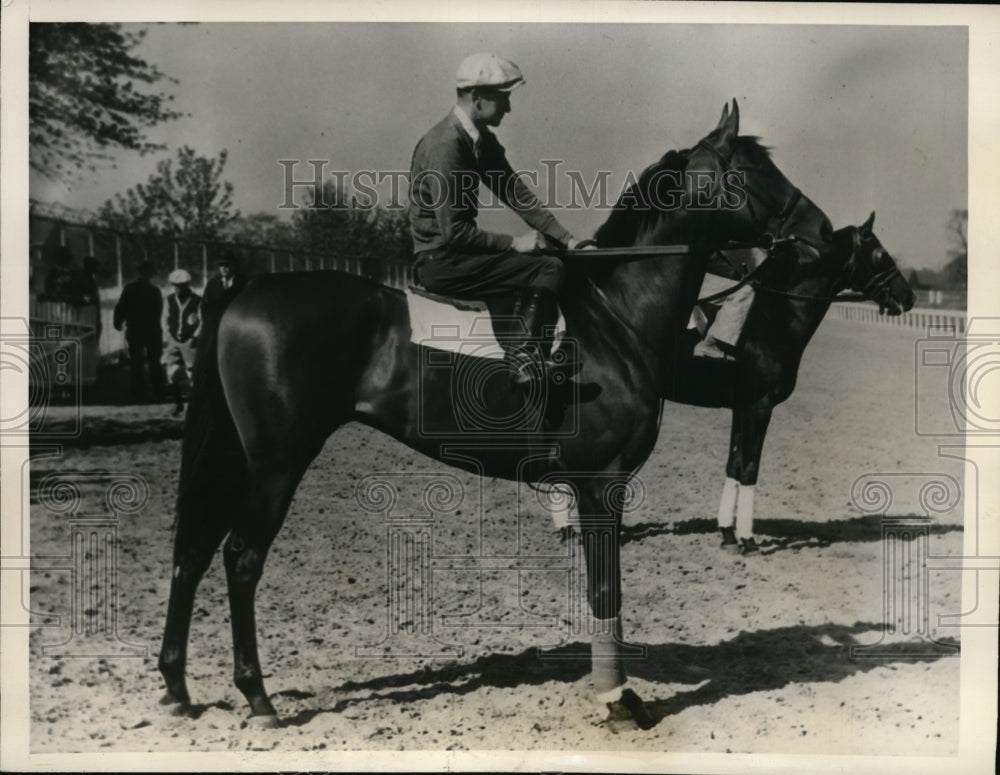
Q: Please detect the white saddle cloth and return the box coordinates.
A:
[405,288,566,360]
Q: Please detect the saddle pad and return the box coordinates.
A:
[405,287,565,360]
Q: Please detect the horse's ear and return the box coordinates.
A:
[860,211,876,236]
[705,98,740,155]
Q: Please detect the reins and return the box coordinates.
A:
[545,228,898,307]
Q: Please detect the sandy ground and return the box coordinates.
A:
[25,318,964,755]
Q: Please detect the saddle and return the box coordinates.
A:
[405,284,566,360]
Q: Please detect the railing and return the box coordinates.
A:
[29,213,416,366]
[832,302,966,334]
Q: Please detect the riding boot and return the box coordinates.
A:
[507,288,581,386]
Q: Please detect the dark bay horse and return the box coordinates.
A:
[659,215,915,553]
[158,101,835,726]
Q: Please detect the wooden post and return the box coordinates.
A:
[86,230,94,257]
[201,243,209,289]
[59,226,66,247]
[115,236,123,288]
[173,241,180,270]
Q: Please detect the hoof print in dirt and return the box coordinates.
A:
[602,688,657,732]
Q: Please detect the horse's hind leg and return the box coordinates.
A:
[159,501,231,710]
[222,455,315,723]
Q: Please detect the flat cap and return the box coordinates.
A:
[168,268,192,284]
[456,53,524,91]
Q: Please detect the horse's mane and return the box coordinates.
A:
[592,136,771,249]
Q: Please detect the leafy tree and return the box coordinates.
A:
[96,146,239,240]
[943,208,967,289]
[30,23,185,177]
[221,212,300,249]
[292,181,411,264]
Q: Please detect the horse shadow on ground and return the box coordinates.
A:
[620,515,962,553]
[280,621,958,729]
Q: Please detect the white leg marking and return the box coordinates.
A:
[717,477,739,528]
[736,484,756,540]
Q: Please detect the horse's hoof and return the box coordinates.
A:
[739,537,759,555]
[604,688,657,732]
[556,526,577,543]
[719,527,738,549]
[159,693,195,717]
[245,713,281,729]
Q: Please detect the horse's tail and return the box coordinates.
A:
[175,308,247,531]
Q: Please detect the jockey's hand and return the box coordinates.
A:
[512,230,542,254]
[568,238,598,250]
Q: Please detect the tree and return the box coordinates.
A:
[221,212,300,249]
[96,146,239,240]
[943,208,967,289]
[29,23,185,177]
[291,180,411,263]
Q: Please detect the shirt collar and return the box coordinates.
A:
[452,104,481,147]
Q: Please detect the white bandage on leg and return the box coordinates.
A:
[736,484,755,540]
[717,477,739,529]
[591,616,627,699]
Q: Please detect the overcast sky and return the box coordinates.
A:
[31,22,967,270]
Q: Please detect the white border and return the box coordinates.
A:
[2,2,998,773]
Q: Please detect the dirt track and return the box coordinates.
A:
[27,318,963,755]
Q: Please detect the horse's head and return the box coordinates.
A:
[685,100,834,256]
[834,212,916,315]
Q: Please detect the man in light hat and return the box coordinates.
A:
[409,52,591,386]
[162,268,202,417]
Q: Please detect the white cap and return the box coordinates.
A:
[168,268,192,285]
[456,53,524,92]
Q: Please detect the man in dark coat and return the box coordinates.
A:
[113,261,165,402]
[201,253,247,330]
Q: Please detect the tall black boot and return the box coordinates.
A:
[506,288,581,386]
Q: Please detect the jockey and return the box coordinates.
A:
[408,52,592,385]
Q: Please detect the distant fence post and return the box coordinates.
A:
[201,243,208,288]
[115,235,123,288]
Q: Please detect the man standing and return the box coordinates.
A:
[201,252,246,330]
[408,52,591,385]
[162,269,202,417]
[113,261,166,403]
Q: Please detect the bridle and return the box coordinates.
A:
[694,139,825,257]
[720,225,905,307]
[693,140,904,307]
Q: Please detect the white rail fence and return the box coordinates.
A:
[832,302,966,334]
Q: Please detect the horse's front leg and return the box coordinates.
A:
[719,401,774,553]
[575,478,656,730]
